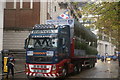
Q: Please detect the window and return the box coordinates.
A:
[6,0,16,9]
[23,2,30,9]
[54,6,56,12]
[58,2,68,9]
[20,0,33,9]
[28,38,58,49]
[104,36,109,42]
[99,35,102,40]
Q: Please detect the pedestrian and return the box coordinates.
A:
[118,52,120,67]
[104,56,107,62]
[6,54,15,78]
[101,56,104,62]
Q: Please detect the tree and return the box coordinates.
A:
[82,2,120,51]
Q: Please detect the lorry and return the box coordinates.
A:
[24,19,98,79]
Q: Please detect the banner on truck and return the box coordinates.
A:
[46,19,74,27]
[46,19,74,39]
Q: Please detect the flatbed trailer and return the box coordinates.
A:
[24,19,97,79]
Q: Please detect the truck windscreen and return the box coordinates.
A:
[27,38,58,49]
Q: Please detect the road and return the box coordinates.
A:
[2,60,119,80]
[68,60,118,78]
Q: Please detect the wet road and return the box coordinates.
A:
[69,60,119,78]
[2,60,119,80]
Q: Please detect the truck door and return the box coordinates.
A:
[58,25,70,60]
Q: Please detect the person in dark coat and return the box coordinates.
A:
[6,54,15,78]
[118,53,120,67]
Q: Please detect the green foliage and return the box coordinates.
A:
[86,45,98,55]
[82,2,120,49]
[75,39,87,50]
[75,40,98,55]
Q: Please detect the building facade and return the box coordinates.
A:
[4,2,40,51]
[0,2,5,78]
[92,29,116,56]
[0,2,5,51]
[3,1,68,51]
[97,33,116,56]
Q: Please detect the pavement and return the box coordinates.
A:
[68,60,119,78]
[1,54,26,76]
[1,59,118,79]
[0,53,119,79]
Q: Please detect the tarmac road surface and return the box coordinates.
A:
[2,60,119,80]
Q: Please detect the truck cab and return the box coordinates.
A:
[24,19,97,79]
[24,24,71,78]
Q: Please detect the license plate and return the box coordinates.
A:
[37,73,43,76]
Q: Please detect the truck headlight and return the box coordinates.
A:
[46,51,54,57]
[27,51,33,56]
[52,64,56,70]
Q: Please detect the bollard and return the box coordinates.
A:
[4,57,8,73]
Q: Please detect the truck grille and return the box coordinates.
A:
[29,65,52,73]
[33,69,47,73]
[27,56,52,63]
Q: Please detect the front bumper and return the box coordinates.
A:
[26,72,61,78]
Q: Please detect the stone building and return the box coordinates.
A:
[0,2,5,78]
[0,2,5,51]
[3,1,68,52]
[97,33,116,56]
[4,1,40,52]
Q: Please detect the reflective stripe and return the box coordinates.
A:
[48,74,52,77]
[26,72,28,75]
[52,74,56,78]
[29,73,32,76]
[44,74,48,77]
[57,73,59,76]
[33,73,36,76]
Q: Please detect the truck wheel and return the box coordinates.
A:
[78,66,82,73]
[27,76,33,80]
[62,68,67,77]
[88,64,92,68]
[93,63,95,67]
[73,65,78,74]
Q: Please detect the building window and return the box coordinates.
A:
[6,0,16,9]
[20,0,33,9]
[104,36,109,42]
[54,6,56,12]
[58,2,68,9]
[105,44,108,53]
[99,35,102,40]
[23,2,30,9]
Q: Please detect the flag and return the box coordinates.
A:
[57,10,70,19]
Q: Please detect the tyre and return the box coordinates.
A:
[88,64,92,68]
[62,68,67,77]
[27,76,33,80]
[73,65,78,74]
[77,66,82,73]
[92,63,95,67]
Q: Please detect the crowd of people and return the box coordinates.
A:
[97,54,118,62]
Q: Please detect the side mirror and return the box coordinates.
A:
[52,42,55,44]
[24,38,28,49]
[62,45,66,49]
